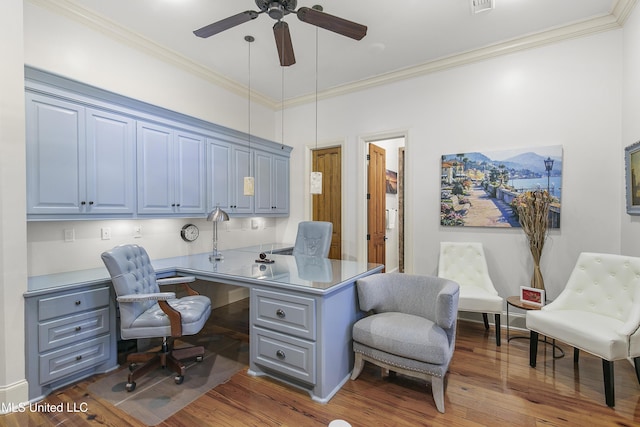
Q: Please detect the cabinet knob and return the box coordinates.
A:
[75,355,82,361]
[75,326,82,332]
[75,300,81,305]
[81,201,86,205]
[276,350,286,360]
[276,309,286,319]
[89,201,94,205]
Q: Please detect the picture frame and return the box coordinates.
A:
[386,169,398,194]
[520,286,545,307]
[625,140,640,215]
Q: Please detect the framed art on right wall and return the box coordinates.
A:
[625,140,640,215]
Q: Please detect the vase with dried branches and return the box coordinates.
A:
[515,190,551,290]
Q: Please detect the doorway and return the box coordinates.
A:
[311,146,342,259]
[366,137,406,273]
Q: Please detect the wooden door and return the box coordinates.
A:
[368,143,386,268]
[312,147,342,259]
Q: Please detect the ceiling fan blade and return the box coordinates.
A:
[193,11,259,38]
[273,21,296,66]
[296,7,367,41]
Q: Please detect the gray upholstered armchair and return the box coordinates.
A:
[101,244,212,392]
[350,273,460,413]
[292,221,333,258]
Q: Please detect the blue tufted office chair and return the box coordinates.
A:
[292,221,333,258]
[101,244,212,392]
[351,273,460,413]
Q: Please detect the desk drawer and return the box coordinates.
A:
[38,287,110,321]
[39,335,110,385]
[253,326,316,385]
[39,307,110,352]
[252,289,315,340]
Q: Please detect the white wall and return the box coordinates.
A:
[622,6,640,255]
[0,0,28,408]
[284,30,624,301]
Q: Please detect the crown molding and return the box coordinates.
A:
[27,0,637,111]
[26,0,278,110]
[286,0,637,108]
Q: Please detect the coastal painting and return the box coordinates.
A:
[440,145,562,228]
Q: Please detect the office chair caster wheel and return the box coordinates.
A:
[196,355,203,362]
[126,382,136,392]
[174,375,184,385]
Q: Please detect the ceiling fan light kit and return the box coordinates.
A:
[194,0,367,67]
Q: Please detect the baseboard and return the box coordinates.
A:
[0,379,29,414]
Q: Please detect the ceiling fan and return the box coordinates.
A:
[193,1,367,67]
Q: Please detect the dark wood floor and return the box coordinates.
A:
[3,298,640,427]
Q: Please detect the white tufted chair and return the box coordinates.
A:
[527,252,640,407]
[438,242,503,346]
[101,244,212,392]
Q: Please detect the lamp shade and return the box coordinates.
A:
[310,171,323,194]
[207,207,229,222]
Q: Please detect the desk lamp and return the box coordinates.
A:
[207,206,229,260]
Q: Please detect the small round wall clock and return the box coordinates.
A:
[180,224,199,242]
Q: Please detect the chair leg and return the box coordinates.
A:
[634,357,640,384]
[529,331,539,367]
[482,313,489,330]
[574,348,580,364]
[602,359,615,407]
[351,353,365,380]
[431,375,445,413]
[494,314,501,346]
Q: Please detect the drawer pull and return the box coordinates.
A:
[76,355,82,361]
[276,350,286,360]
[276,309,286,319]
[75,326,82,332]
[75,300,81,305]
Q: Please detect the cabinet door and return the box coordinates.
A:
[207,138,232,211]
[254,151,290,215]
[26,93,85,214]
[231,145,254,214]
[86,109,136,214]
[273,154,290,214]
[174,131,205,214]
[137,122,174,214]
[254,151,274,214]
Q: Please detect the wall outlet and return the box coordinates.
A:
[133,225,142,238]
[64,229,75,242]
[101,227,112,240]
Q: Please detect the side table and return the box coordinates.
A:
[506,295,564,359]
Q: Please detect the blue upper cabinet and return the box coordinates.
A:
[206,137,254,215]
[25,68,291,221]
[136,121,205,215]
[254,150,290,215]
[26,93,135,217]
[86,109,136,215]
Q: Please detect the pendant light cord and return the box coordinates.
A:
[314,25,319,172]
[246,35,253,177]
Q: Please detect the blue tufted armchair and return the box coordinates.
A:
[101,244,211,391]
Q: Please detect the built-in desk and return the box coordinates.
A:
[25,249,383,403]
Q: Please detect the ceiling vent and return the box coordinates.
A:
[471,0,495,14]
